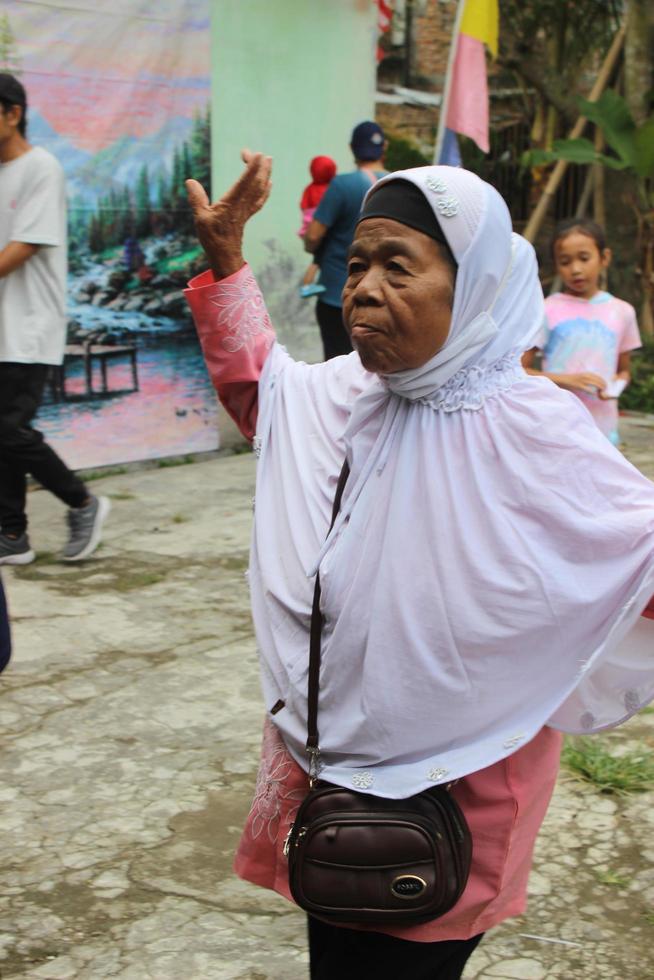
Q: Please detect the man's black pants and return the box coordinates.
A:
[315,301,353,361]
[0,363,87,536]
[308,916,483,980]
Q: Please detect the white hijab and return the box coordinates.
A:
[250,166,654,798]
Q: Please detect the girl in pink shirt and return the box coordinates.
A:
[523,218,642,444]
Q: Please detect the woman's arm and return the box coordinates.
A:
[184,264,275,441]
[184,151,274,441]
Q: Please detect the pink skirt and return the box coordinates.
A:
[234,719,562,942]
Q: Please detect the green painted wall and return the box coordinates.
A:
[210,0,377,358]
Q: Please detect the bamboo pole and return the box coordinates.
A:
[433,0,466,163]
[570,125,606,222]
[523,23,626,243]
[592,125,607,229]
[574,166,595,219]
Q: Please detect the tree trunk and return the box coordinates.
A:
[625,3,654,334]
[624,0,654,125]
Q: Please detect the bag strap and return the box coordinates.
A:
[306,458,350,783]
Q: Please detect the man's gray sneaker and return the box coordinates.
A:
[0,532,35,565]
[62,495,110,562]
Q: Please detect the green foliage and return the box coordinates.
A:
[384,135,430,173]
[525,138,628,171]
[562,736,654,794]
[522,91,654,187]
[499,0,622,122]
[620,337,654,413]
[500,0,622,67]
[579,91,637,166]
[635,119,654,179]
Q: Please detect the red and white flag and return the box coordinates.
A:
[376,0,393,61]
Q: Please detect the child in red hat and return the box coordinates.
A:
[298,155,336,298]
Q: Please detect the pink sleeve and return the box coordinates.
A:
[184,264,276,442]
[619,302,642,354]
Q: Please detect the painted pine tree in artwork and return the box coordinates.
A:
[0,13,21,74]
[135,165,152,238]
[84,103,211,250]
[190,106,211,194]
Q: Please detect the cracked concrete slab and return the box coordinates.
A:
[1,414,653,979]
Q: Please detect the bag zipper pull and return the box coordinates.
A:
[283,827,306,857]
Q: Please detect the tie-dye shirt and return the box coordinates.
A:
[538,291,641,443]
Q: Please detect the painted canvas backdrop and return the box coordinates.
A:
[211,0,378,360]
[1,0,219,469]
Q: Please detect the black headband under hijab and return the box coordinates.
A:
[357,179,457,267]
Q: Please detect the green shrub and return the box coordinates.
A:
[621,336,654,414]
[384,134,430,173]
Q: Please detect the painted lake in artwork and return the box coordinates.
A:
[38,301,219,470]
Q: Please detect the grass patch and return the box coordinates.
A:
[108,490,135,501]
[156,454,195,469]
[12,551,59,577]
[171,513,188,524]
[36,550,57,562]
[231,441,253,455]
[83,466,129,482]
[13,555,173,593]
[117,570,167,590]
[562,736,654,795]
[594,869,631,888]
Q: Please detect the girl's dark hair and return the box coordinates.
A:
[0,98,26,137]
[551,217,606,257]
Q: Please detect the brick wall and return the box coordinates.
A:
[376,101,437,151]
[413,0,456,87]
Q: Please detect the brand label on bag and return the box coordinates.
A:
[391,875,427,899]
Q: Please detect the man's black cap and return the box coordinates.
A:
[0,73,27,108]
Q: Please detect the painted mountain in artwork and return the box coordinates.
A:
[29,110,194,204]
[74,116,195,199]
[28,109,92,177]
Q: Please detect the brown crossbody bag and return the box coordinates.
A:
[285,460,472,925]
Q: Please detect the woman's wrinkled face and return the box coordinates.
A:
[342,217,455,375]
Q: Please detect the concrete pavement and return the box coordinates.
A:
[1,413,654,979]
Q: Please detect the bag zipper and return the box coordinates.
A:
[283,826,306,857]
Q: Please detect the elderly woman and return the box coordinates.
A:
[185,154,654,980]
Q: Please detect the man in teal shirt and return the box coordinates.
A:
[304,121,387,360]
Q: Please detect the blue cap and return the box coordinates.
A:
[350,121,385,162]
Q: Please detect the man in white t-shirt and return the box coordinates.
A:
[0,74,109,564]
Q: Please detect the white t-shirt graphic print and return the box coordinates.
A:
[0,146,67,365]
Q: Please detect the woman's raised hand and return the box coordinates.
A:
[186,149,273,281]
